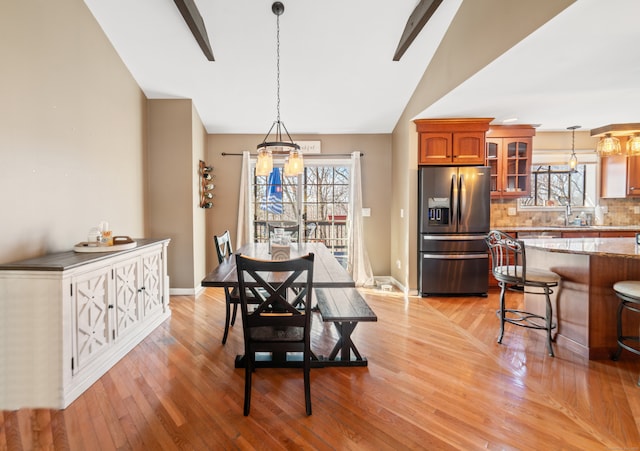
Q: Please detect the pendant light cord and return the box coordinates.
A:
[567,125,581,152]
[276,11,280,126]
[257,2,299,152]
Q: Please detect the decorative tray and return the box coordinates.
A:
[73,237,137,253]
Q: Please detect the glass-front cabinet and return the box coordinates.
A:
[485,125,535,198]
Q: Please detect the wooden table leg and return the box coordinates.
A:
[328,321,362,361]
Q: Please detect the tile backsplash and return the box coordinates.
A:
[491,197,640,228]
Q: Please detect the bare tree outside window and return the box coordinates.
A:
[251,162,351,266]
[519,164,587,207]
[304,166,350,263]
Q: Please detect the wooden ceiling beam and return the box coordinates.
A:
[393,0,443,61]
[173,0,214,61]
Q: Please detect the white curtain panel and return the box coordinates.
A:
[236,151,253,249]
[347,152,375,287]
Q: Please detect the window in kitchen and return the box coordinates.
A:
[251,160,351,266]
[519,164,590,207]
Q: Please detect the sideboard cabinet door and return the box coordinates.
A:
[113,258,142,341]
[71,267,111,375]
[140,247,165,320]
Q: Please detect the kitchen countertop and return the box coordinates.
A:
[522,237,640,258]
[497,225,639,232]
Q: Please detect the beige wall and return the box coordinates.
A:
[191,107,208,289]
[390,0,575,293]
[206,134,392,276]
[0,0,147,264]
[147,99,207,291]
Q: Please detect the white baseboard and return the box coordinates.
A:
[373,276,415,296]
[170,286,205,296]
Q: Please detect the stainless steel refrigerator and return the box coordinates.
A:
[418,166,490,296]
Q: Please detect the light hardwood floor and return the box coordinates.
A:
[2,287,640,450]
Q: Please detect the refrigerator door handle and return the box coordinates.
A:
[422,253,488,260]
[459,173,466,222]
[451,174,458,225]
[421,234,488,241]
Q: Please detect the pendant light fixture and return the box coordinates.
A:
[567,125,580,171]
[596,133,622,156]
[256,2,302,177]
[627,133,640,156]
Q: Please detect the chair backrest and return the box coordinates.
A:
[485,230,527,284]
[214,230,233,264]
[235,253,315,340]
[305,222,317,240]
[267,224,300,242]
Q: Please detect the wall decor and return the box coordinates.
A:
[199,160,214,208]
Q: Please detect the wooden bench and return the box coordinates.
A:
[314,288,377,367]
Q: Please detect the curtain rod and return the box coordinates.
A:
[221,152,363,158]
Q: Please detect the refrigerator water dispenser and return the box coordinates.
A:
[427,198,450,225]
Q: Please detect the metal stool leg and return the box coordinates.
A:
[612,300,625,361]
[611,293,640,386]
[497,282,507,344]
[544,287,555,357]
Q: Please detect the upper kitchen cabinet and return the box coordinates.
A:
[628,155,640,196]
[600,153,627,198]
[600,150,640,198]
[415,118,493,165]
[485,125,535,199]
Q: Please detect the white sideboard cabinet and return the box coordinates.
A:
[0,238,170,409]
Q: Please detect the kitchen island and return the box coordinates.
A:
[522,237,640,360]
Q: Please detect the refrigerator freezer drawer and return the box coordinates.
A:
[419,234,488,253]
[419,253,488,296]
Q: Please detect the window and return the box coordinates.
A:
[517,153,597,210]
[251,160,351,265]
[519,164,587,207]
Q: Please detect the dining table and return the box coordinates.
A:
[201,241,374,368]
[201,242,356,289]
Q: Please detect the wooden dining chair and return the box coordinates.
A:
[267,224,299,242]
[235,253,315,416]
[214,230,239,344]
[304,222,317,240]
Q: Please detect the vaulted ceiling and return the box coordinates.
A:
[84,0,640,135]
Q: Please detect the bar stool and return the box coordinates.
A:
[485,230,561,357]
[612,280,640,385]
